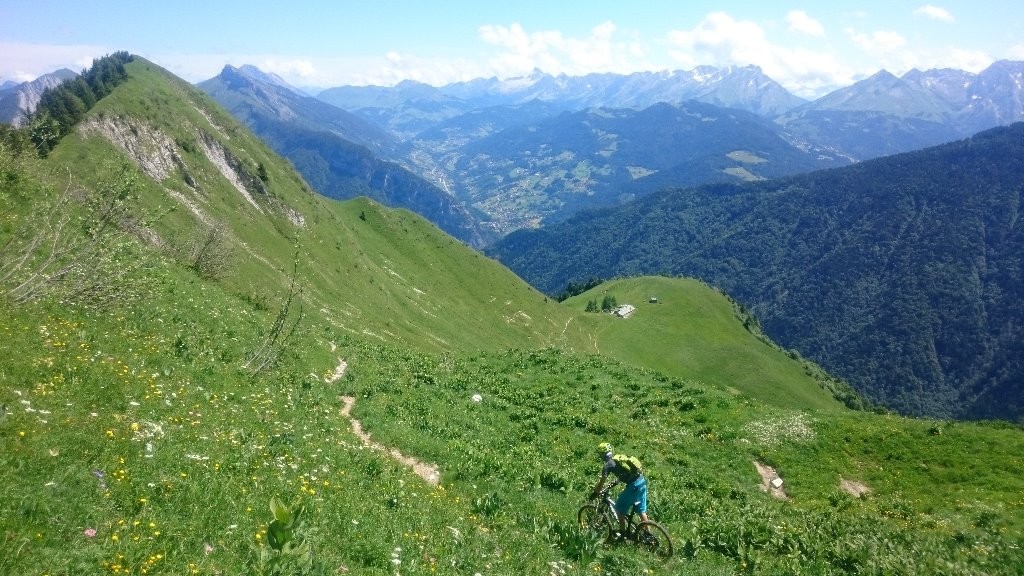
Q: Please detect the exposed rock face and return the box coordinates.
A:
[78,114,303,229]
[0,69,78,126]
[80,116,184,181]
[195,130,265,211]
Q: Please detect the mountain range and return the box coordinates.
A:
[1,54,1022,575]
[318,60,1024,163]
[432,100,846,233]
[198,65,486,246]
[778,61,1024,159]
[8,61,1024,245]
[314,61,1024,236]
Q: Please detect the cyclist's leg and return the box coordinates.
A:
[614,484,638,535]
[614,483,638,517]
[634,479,651,531]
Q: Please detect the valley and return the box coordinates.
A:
[1,53,1023,575]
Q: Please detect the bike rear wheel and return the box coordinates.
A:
[577,504,613,538]
[636,521,673,558]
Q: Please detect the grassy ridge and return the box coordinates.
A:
[565,277,845,410]
[44,59,587,355]
[2,57,1022,575]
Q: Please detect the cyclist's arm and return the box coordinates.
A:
[590,467,610,498]
[591,466,621,498]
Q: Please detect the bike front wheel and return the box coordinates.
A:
[577,503,613,538]
[636,521,674,558]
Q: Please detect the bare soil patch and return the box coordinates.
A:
[754,460,788,500]
[325,358,348,383]
[839,478,871,498]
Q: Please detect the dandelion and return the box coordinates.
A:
[84,528,97,538]
[203,543,214,555]
[471,393,482,403]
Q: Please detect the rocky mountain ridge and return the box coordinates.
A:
[0,68,78,126]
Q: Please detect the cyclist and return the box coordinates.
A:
[590,442,650,534]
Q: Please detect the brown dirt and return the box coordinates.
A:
[839,478,871,498]
[753,460,788,500]
[339,395,441,486]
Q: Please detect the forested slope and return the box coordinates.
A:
[490,123,1024,420]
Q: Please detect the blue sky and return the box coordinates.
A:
[1,1,1022,96]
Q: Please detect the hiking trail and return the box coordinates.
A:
[327,356,440,485]
[339,392,441,486]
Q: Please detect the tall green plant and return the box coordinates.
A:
[252,497,322,576]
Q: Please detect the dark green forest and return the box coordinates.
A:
[489,123,1024,421]
[16,52,133,156]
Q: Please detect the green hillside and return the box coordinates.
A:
[37,58,586,355]
[564,277,851,411]
[2,56,1023,575]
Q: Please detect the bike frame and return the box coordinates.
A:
[597,481,642,536]
[581,480,674,557]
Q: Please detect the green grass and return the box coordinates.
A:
[4,290,1022,575]
[1,56,1022,576]
[565,277,845,410]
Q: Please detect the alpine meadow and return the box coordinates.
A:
[2,52,1023,576]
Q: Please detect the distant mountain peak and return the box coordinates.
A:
[225,64,300,93]
[0,68,80,126]
[865,69,899,82]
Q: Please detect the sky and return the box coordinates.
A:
[1,1,1022,97]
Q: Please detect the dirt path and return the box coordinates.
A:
[339,395,441,486]
[325,357,348,383]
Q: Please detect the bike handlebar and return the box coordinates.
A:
[590,480,620,500]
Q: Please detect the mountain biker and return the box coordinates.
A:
[590,442,650,534]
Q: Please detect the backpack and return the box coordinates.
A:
[612,454,643,480]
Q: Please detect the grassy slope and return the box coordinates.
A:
[46,60,839,411]
[565,277,843,411]
[45,59,588,355]
[2,59,1022,575]
[3,296,1022,575]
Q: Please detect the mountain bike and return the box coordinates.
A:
[577,481,673,558]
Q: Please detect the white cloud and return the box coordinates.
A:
[786,10,825,37]
[0,41,110,82]
[928,48,993,72]
[846,29,907,53]
[914,5,955,22]
[260,59,317,79]
[477,21,651,79]
[1011,44,1024,60]
[357,51,484,86]
[667,12,853,98]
